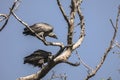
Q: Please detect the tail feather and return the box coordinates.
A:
[23,28,34,35]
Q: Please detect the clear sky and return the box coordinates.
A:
[0,0,120,80]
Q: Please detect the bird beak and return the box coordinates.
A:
[49,32,58,39]
[54,35,58,39]
[54,36,58,39]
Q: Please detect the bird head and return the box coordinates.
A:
[48,32,58,39]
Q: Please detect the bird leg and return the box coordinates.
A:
[37,32,47,44]
[48,55,53,60]
[38,59,45,68]
[38,32,44,38]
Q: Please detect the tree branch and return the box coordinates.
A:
[11,11,64,48]
[54,0,83,61]
[0,0,20,31]
[56,0,70,26]
[84,6,120,80]
[17,61,59,80]
[72,0,85,50]
[114,41,120,48]
[63,61,80,66]
[67,0,77,45]
[0,14,8,22]
[76,51,93,73]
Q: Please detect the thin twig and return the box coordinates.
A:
[76,51,93,73]
[109,19,116,30]
[63,60,80,66]
[116,5,120,28]
[114,41,120,48]
[56,0,70,26]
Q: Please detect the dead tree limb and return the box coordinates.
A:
[0,0,20,31]
[72,1,85,50]
[84,6,120,80]
[76,51,93,73]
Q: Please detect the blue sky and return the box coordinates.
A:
[0,0,120,80]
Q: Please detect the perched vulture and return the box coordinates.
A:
[23,23,58,39]
[24,49,52,68]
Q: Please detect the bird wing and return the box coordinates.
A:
[34,49,52,56]
[31,23,53,32]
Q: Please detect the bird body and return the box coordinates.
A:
[23,23,57,39]
[24,49,52,67]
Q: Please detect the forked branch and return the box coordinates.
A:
[54,0,84,62]
[72,0,85,50]
[85,6,120,80]
[0,14,8,22]
[0,0,20,31]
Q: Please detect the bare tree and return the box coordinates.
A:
[0,0,120,80]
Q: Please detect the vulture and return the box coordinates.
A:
[23,22,58,40]
[24,49,52,68]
